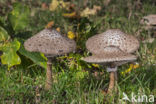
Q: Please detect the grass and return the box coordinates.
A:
[0,0,156,103]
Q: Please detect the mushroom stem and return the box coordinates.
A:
[114,71,118,92]
[108,72,115,93]
[107,71,117,93]
[45,58,52,90]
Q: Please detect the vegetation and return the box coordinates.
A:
[0,0,155,103]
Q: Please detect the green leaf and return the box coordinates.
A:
[1,40,21,69]
[0,26,10,42]
[0,16,6,25]
[19,44,47,69]
[8,2,30,32]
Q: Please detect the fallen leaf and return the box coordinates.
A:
[49,0,59,11]
[62,12,78,18]
[49,0,70,11]
[80,6,101,17]
[45,21,54,29]
[56,27,60,32]
[80,8,96,17]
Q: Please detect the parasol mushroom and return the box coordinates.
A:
[140,14,156,38]
[24,29,76,90]
[140,14,156,30]
[82,29,139,93]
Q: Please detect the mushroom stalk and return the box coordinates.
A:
[108,71,115,93]
[107,71,118,93]
[45,58,52,90]
[107,66,118,93]
[114,71,118,92]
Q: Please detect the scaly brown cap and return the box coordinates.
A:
[24,29,76,57]
[86,29,139,54]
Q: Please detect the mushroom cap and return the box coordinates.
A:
[140,14,156,26]
[24,29,76,57]
[86,29,139,54]
[82,47,137,64]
